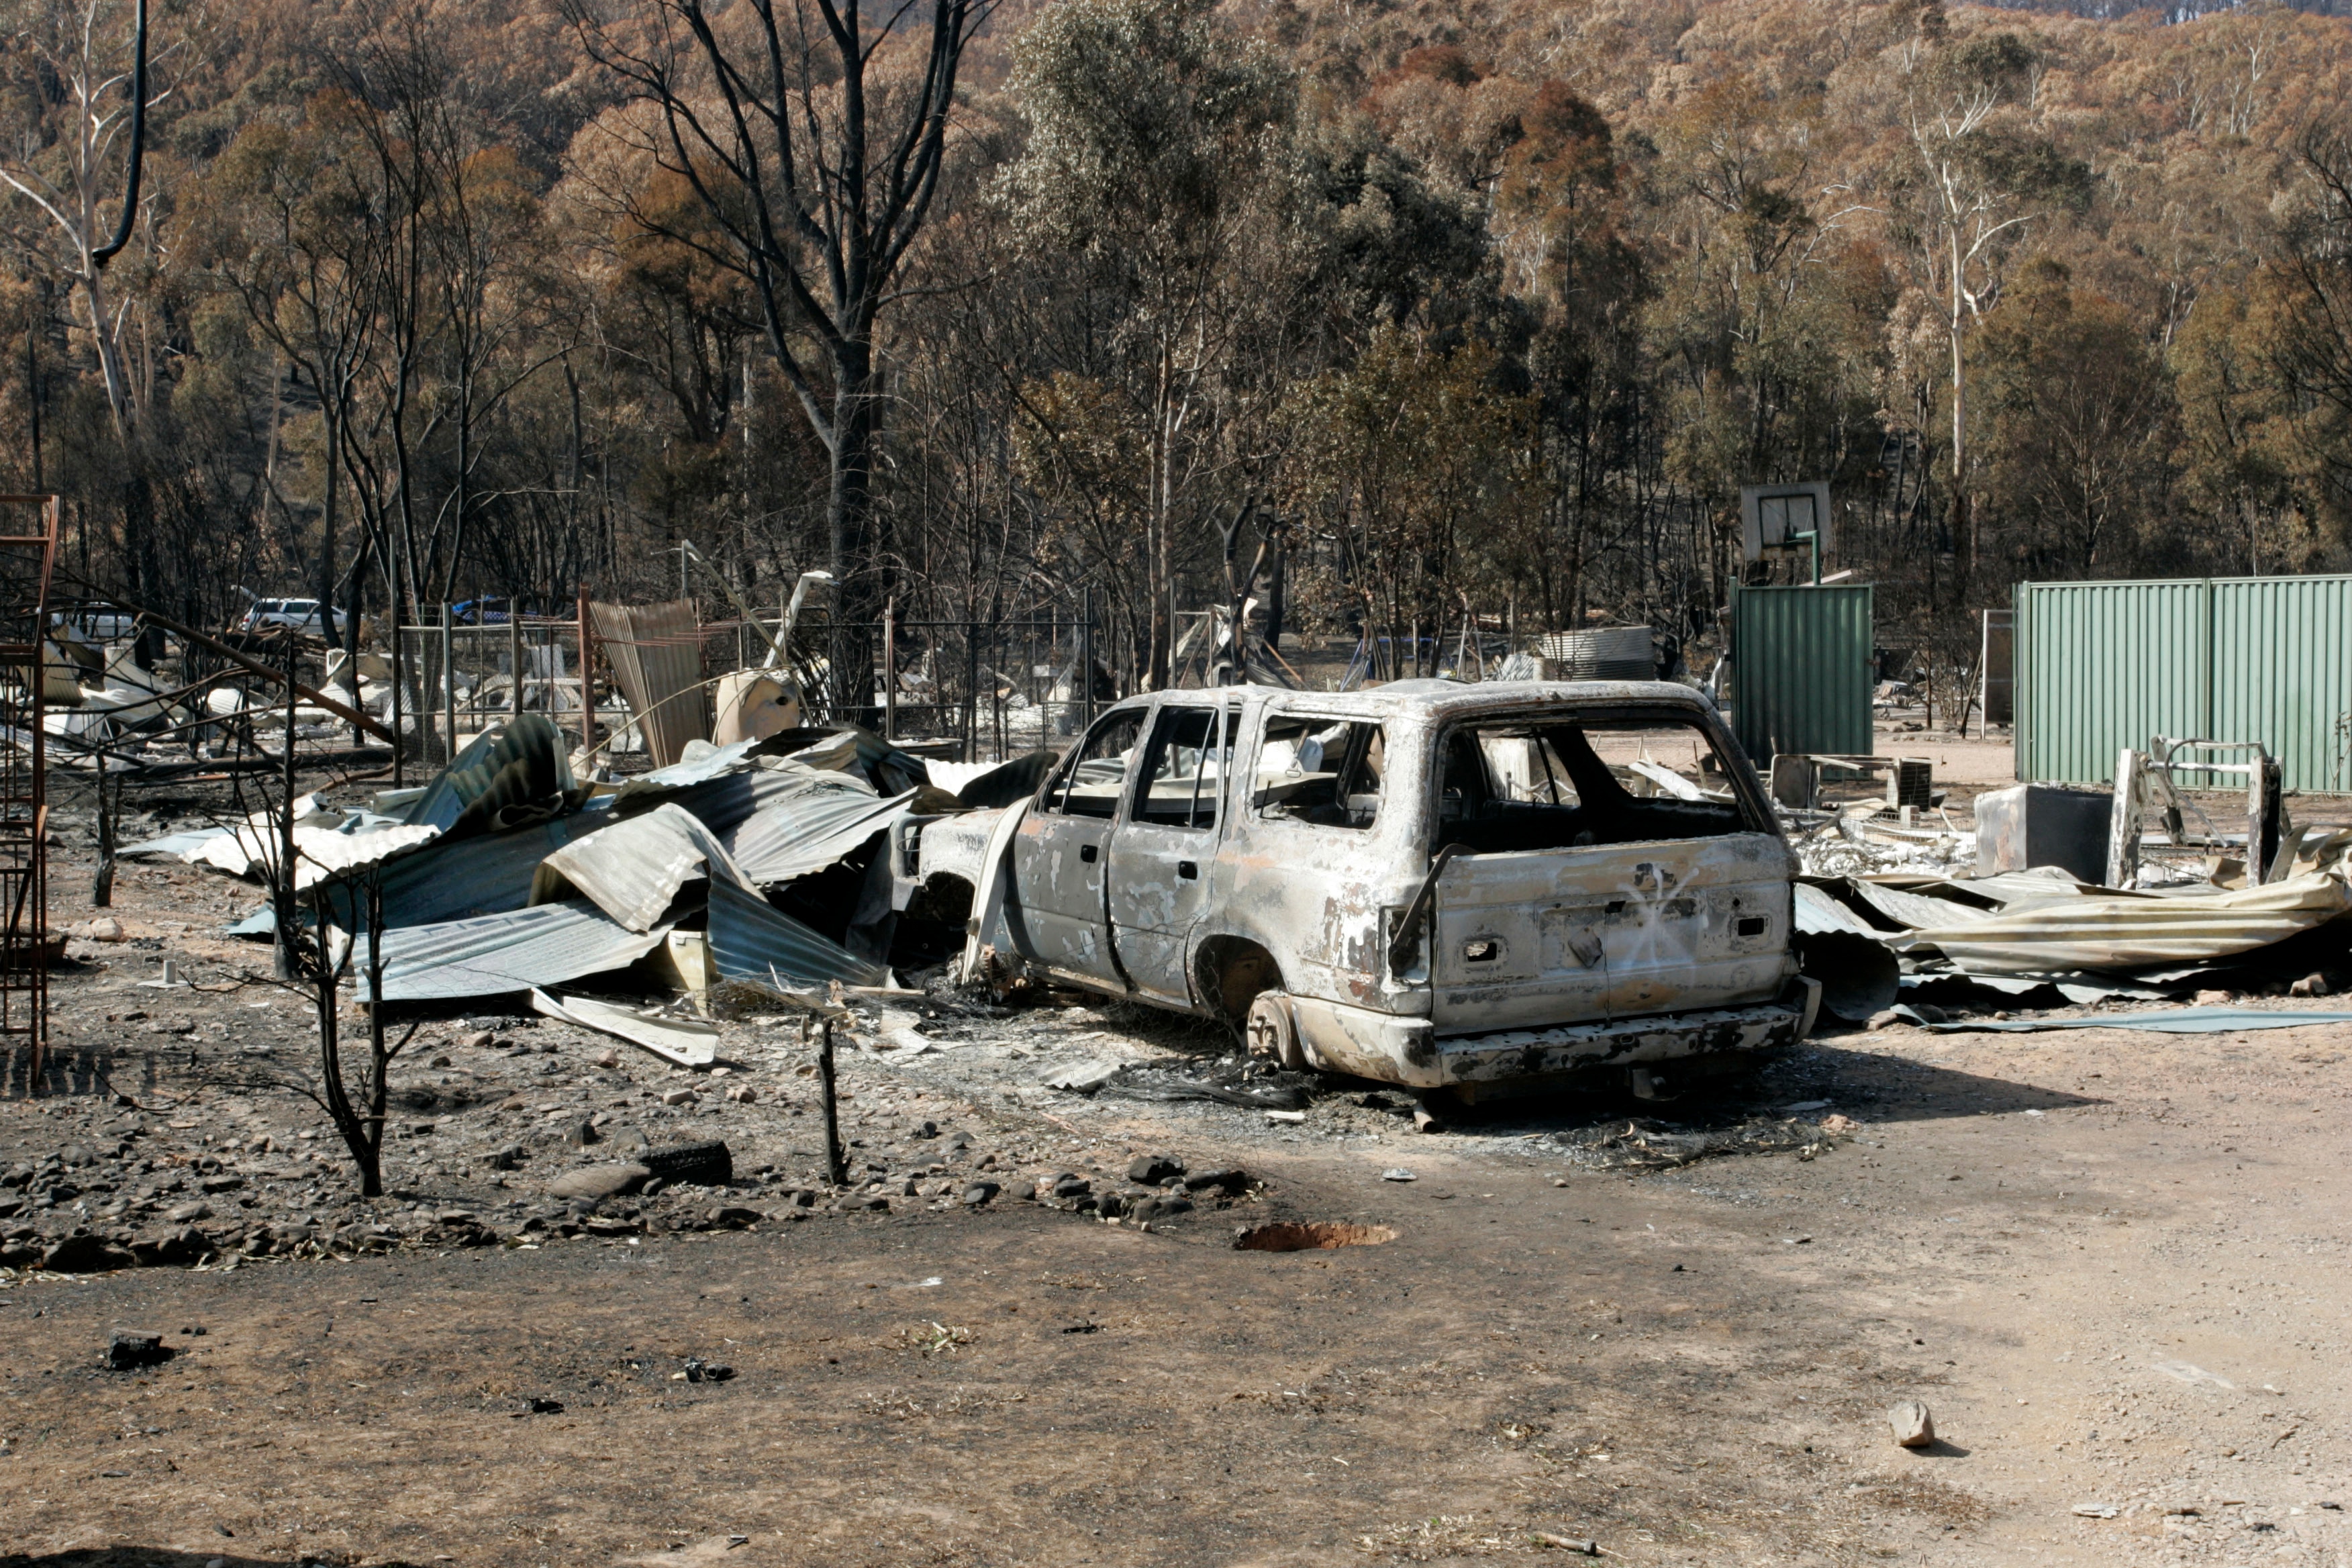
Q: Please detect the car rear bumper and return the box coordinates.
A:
[1289,978,1820,1089]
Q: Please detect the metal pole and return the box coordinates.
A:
[965,619,979,763]
[441,605,455,761]
[818,1016,846,1187]
[508,611,523,720]
[1080,586,1095,730]
[883,595,896,742]
[577,583,596,761]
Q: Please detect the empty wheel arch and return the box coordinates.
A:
[1194,934,1282,1023]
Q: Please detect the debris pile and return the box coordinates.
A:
[118,715,1053,1030]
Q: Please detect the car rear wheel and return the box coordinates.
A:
[1245,990,1305,1072]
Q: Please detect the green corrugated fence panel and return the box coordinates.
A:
[1730,584,1873,763]
[2015,575,2352,794]
[2211,577,2352,794]
[2015,579,2208,787]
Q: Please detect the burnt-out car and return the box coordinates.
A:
[915,679,1818,1095]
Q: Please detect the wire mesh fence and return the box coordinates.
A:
[390,604,1107,771]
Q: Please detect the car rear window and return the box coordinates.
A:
[1436,712,1765,853]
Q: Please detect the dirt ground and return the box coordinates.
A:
[3,776,2351,1567]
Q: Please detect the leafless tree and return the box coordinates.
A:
[571,0,993,715]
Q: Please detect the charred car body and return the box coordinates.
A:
[912,681,1818,1094]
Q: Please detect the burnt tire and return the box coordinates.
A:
[1245,990,1306,1072]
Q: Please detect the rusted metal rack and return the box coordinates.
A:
[0,497,56,1084]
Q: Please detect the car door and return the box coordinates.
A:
[1006,704,1145,988]
[1105,699,1234,1003]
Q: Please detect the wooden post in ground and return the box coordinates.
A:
[818,1016,846,1186]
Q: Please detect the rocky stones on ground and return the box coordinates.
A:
[44,1234,137,1273]
[2290,973,2333,997]
[549,1162,654,1201]
[1888,1400,1936,1448]
[105,1329,169,1370]
[1127,1154,1184,1184]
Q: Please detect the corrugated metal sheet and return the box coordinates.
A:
[313,811,613,931]
[530,803,747,931]
[631,757,873,836]
[1889,871,2351,973]
[705,875,889,989]
[591,599,709,767]
[726,787,915,886]
[2212,577,2352,793]
[2016,575,2352,793]
[404,714,577,837]
[355,901,667,1002]
[1729,585,1873,763]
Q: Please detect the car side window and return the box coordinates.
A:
[1134,705,1232,830]
[1255,716,1383,830]
[1042,710,1143,819]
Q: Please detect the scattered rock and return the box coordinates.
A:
[105,1330,169,1371]
[166,1201,212,1224]
[44,1235,136,1273]
[482,1146,525,1171]
[1183,1168,1248,1195]
[1818,1114,1859,1135]
[2194,989,2232,1007]
[1127,1155,1184,1184]
[1381,1167,1417,1182]
[460,1030,495,1050]
[1865,1008,1902,1030]
[548,1162,654,1201]
[1043,1060,1120,1093]
[961,1181,1000,1207]
[707,1206,764,1229]
[525,1397,564,1414]
[130,1227,214,1267]
[660,1088,698,1107]
[2292,973,2333,998]
[71,917,126,942]
[2072,1503,2120,1519]
[1889,1400,1936,1449]
[1050,1175,1091,1200]
[565,1119,601,1148]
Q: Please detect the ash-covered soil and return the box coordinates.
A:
[2,776,2350,1567]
